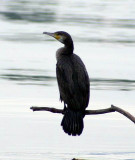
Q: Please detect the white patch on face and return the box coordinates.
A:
[58,36,66,44]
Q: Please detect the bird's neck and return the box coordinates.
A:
[64,40,74,54]
[56,41,74,61]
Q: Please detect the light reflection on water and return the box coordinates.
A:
[0,1,135,160]
[0,68,135,91]
[0,151,135,160]
[1,0,135,44]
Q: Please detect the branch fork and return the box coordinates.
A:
[30,105,135,124]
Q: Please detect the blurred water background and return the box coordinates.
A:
[0,0,135,160]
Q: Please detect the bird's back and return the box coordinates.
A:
[56,53,90,111]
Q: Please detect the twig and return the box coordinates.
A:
[111,105,135,124]
[31,106,63,114]
[30,105,135,124]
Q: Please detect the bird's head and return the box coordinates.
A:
[43,31,73,46]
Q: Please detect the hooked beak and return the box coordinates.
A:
[43,32,61,42]
[43,32,55,37]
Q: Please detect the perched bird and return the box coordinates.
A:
[43,31,90,136]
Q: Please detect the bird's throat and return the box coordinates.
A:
[64,41,74,54]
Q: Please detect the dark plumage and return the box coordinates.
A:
[43,31,90,136]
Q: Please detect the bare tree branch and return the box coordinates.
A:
[31,106,64,114]
[30,104,135,124]
[111,105,135,124]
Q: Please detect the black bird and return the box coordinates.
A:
[43,31,90,136]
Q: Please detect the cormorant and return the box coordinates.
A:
[43,31,90,136]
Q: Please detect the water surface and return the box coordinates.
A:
[0,0,135,159]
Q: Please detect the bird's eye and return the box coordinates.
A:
[54,33,61,40]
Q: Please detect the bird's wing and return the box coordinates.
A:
[56,59,75,103]
[56,56,89,110]
[73,56,90,108]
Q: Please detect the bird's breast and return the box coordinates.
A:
[56,48,65,61]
